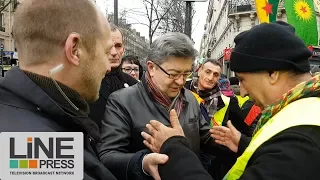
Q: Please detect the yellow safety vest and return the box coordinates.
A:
[191,91,230,126]
[236,95,249,108]
[224,97,320,180]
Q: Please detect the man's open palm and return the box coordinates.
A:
[209,120,241,153]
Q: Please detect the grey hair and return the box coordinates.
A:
[110,23,123,40]
[202,58,222,68]
[147,32,197,64]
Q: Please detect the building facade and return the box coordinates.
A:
[0,0,19,76]
[108,14,149,61]
[200,0,320,77]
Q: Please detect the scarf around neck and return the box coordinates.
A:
[253,73,320,135]
[190,76,221,118]
[144,72,184,117]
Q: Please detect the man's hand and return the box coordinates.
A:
[209,120,241,153]
[141,109,185,153]
[142,153,168,180]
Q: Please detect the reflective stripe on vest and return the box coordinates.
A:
[236,95,249,108]
[191,91,204,104]
[191,91,230,127]
[212,95,230,126]
[224,97,320,180]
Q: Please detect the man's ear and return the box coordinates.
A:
[147,61,155,77]
[64,32,81,66]
[122,47,125,55]
[268,71,280,85]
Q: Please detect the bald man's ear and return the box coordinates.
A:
[122,47,125,56]
[65,33,81,66]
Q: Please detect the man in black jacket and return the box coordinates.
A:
[0,0,127,179]
[142,21,320,180]
[185,59,247,179]
[98,32,227,180]
[89,24,138,128]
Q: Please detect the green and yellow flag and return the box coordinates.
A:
[285,0,318,45]
[255,0,280,23]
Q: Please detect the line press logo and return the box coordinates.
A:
[0,132,83,180]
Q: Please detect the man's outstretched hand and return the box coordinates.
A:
[141,109,185,153]
[209,120,241,153]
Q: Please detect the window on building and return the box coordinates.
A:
[0,13,4,32]
[0,38,4,47]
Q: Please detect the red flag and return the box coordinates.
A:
[224,48,232,61]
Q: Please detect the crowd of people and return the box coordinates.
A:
[0,0,320,180]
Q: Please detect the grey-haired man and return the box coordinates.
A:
[98,32,226,180]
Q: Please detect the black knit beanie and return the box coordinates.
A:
[230,21,311,72]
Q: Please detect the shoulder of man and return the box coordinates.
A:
[246,126,320,180]
[0,88,62,132]
[241,99,255,111]
[108,82,141,103]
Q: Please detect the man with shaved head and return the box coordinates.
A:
[0,0,117,179]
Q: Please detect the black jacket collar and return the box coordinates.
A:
[0,67,100,141]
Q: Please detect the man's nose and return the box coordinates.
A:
[110,46,117,56]
[208,74,215,81]
[175,75,185,86]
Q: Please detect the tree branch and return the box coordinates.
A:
[0,0,11,13]
[143,1,152,20]
[127,22,150,28]
[150,0,175,37]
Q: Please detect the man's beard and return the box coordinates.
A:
[79,60,101,103]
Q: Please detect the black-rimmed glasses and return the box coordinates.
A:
[122,67,139,73]
[153,62,192,80]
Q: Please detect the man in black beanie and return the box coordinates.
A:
[139,21,320,180]
[230,21,311,73]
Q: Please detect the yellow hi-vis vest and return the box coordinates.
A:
[236,95,249,108]
[191,91,230,126]
[224,97,320,180]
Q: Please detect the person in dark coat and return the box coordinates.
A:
[98,32,230,180]
[89,24,138,128]
[0,1,136,179]
[185,59,247,179]
[142,21,320,180]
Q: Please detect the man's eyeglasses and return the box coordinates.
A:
[122,67,139,73]
[153,62,192,80]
